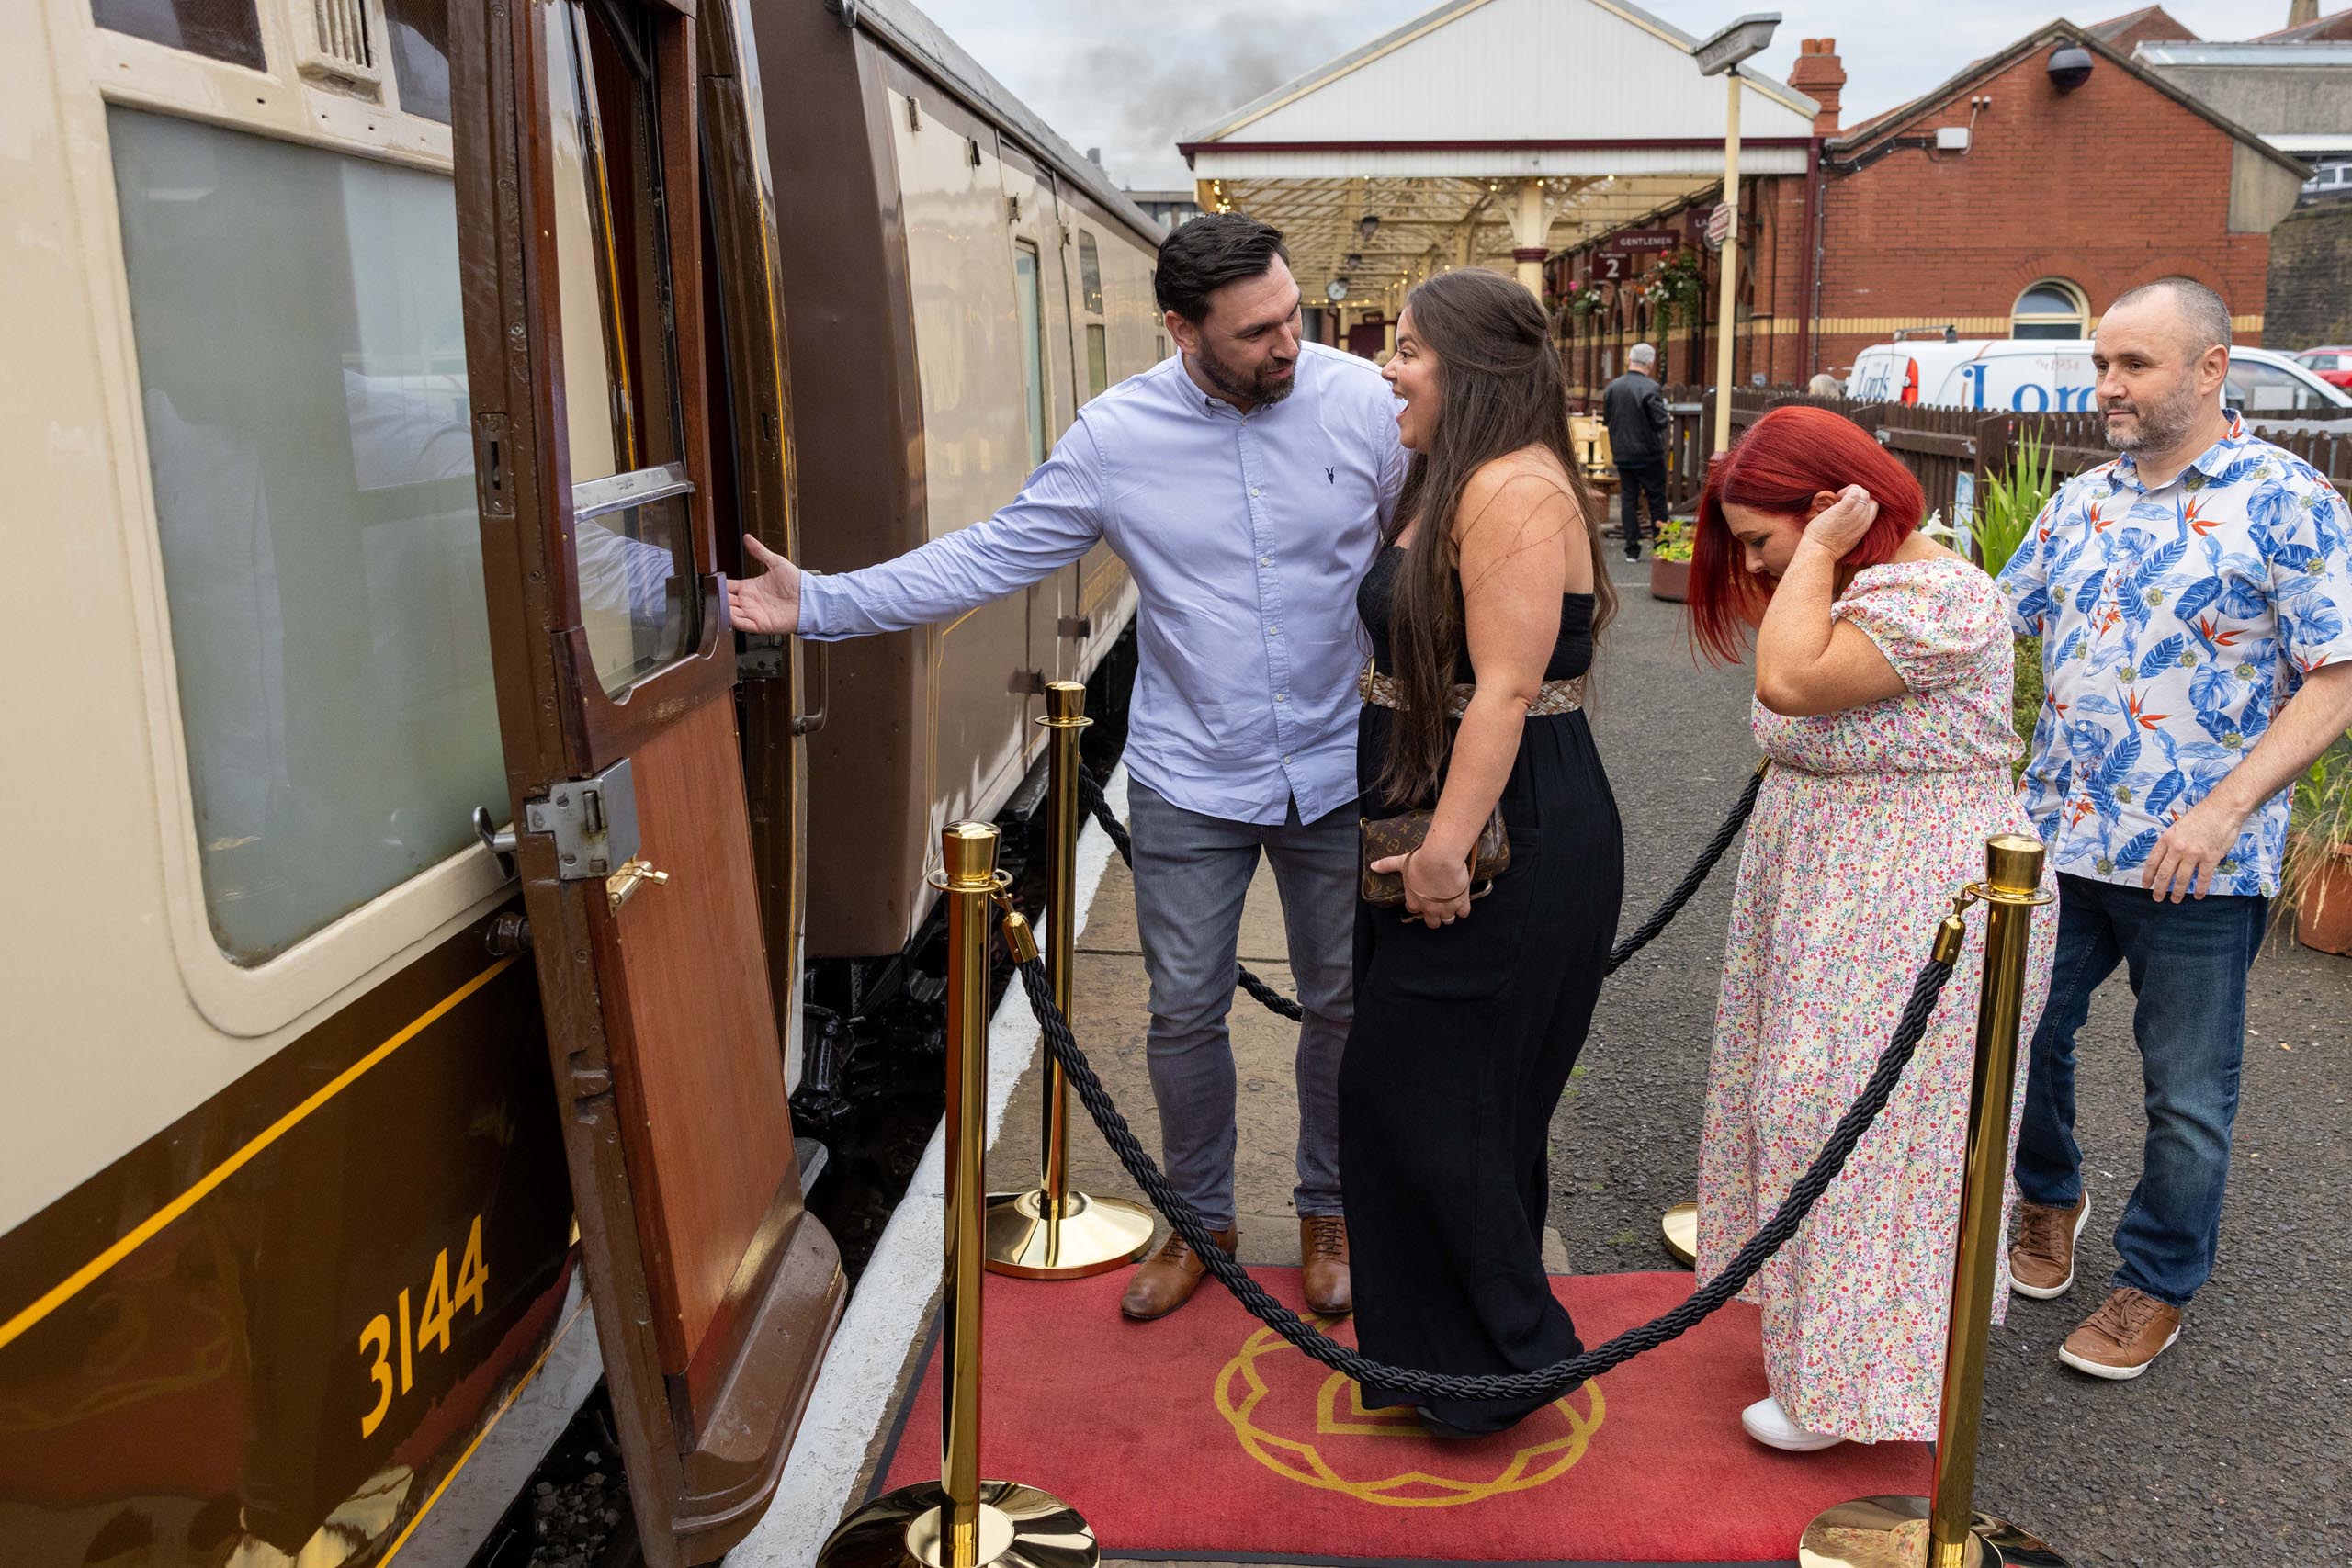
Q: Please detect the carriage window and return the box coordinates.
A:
[92,0,265,70]
[1013,241,1047,466]
[1086,324,1108,401]
[547,0,696,694]
[383,0,452,123]
[1077,231,1103,315]
[108,107,505,964]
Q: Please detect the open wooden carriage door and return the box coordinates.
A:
[449,1,842,1562]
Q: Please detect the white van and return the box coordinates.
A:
[1844,338,2350,414]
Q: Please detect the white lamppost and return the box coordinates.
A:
[1694,12,1779,456]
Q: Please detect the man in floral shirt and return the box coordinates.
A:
[1998,277,2352,1380]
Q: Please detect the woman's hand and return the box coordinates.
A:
[1800,484,1878,559]
[1370,847,1475,928]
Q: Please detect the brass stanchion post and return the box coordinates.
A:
[985,683,1155,1279]
[1798,833,2067,1568]
[1660,1201,1700,1269]
[817,825,1098,1568]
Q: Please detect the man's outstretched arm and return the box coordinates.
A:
[729,421,1106,638]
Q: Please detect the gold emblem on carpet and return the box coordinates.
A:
[1213,1317,1605,1506]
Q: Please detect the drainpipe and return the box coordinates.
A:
[1800,136,1824,379]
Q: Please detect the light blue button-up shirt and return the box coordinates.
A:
[798,343,1407,824]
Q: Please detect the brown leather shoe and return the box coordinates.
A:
[1300,1215,1351,1315]
[2009,1191,2088,1300]
[2059,1286,2182,1381]
[1119,1226,1237,1321]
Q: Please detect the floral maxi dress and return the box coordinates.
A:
[1696,559,2057,1444]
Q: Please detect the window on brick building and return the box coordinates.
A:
[2012,279,2088,340]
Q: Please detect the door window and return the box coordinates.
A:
[546,0,698,694]
[383,0,452,123]
[1014,241,1047,466]
[92,0,265,69]
[108,107,504,964]
[1086,323,1109,401]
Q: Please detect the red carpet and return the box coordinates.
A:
[875,1269,1930,1563]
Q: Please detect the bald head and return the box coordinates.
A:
[2106,276,2231,359]
[2092,277,2233,471]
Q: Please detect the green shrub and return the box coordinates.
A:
[1977,427,2056,579]
[1653,517,1694,563]
[2011,636,2044,775]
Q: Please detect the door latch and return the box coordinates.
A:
[524,757,641,880]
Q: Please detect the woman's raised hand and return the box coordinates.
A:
[1801,484,1879,558]
[1370,847,1476,928]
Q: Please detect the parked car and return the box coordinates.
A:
[2295,346,2352,390]
[1846,338,2352,414]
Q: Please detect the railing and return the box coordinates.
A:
[1574,380,2352,524]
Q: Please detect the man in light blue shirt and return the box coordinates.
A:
[729,216,1405,1323]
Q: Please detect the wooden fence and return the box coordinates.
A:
[1621,386,2352,527]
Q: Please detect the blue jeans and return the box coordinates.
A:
[1125,783,1355,1230]
[2013,873,2266,1307]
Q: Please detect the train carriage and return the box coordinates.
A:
[0,0,1161,1562]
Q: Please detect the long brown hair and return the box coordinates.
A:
[1375,268,1613,806]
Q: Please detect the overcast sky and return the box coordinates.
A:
[911,0,2317,189]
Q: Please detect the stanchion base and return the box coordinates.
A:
[816,1480,1097,1568]
[1798,1495,2068,1568]
[1661,1201,1699,1269]
[982,1189,1155,1280]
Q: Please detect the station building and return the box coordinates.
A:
[1550,13,2331,391]
[1180,1,2340,394]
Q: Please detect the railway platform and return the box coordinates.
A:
[743,555,2352,1568]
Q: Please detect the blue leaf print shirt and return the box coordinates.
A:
[1996,412,2352,896]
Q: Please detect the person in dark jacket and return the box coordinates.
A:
[1601,343,1671,559]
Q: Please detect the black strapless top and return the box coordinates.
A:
[1358,544,1594,682]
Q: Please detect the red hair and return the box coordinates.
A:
[1689,404,1925,664]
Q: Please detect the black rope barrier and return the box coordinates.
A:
[1073,761,1767,1020]
[1013,937,1956,1403]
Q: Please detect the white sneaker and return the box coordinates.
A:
[1740,1395,1847,1452]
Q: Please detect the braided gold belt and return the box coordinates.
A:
[1359,659,1585,719]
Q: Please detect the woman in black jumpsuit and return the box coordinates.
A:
[1338,270,1624,1439]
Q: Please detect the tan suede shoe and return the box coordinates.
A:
[2009,1192,2088,1300]
[1300,1215,1351,1315]
[1118,1226,1238,1321]
[2059,1286,2182,1381]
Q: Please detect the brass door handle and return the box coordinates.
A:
[606,856,670,914]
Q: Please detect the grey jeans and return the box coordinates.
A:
[1125,781,1356,1229]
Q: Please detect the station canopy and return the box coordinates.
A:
[1178,0,1821,307]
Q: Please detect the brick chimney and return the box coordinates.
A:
[1788,38,1845,136]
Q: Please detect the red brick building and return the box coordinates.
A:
[1554,18,2310,393]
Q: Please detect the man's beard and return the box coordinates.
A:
[1196,339,1295,407]
[2104,375,2205,455]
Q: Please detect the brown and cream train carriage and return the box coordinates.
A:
[0,0,1159,1563]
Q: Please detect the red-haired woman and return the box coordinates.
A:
[1690,405,2054,1452]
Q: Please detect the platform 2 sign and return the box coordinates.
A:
[1592,229,1679,281]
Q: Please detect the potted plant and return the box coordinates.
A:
[1649,518,1693,602]
[2286,741,2352,956]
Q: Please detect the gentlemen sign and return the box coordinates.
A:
[1593,229,1678,280]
